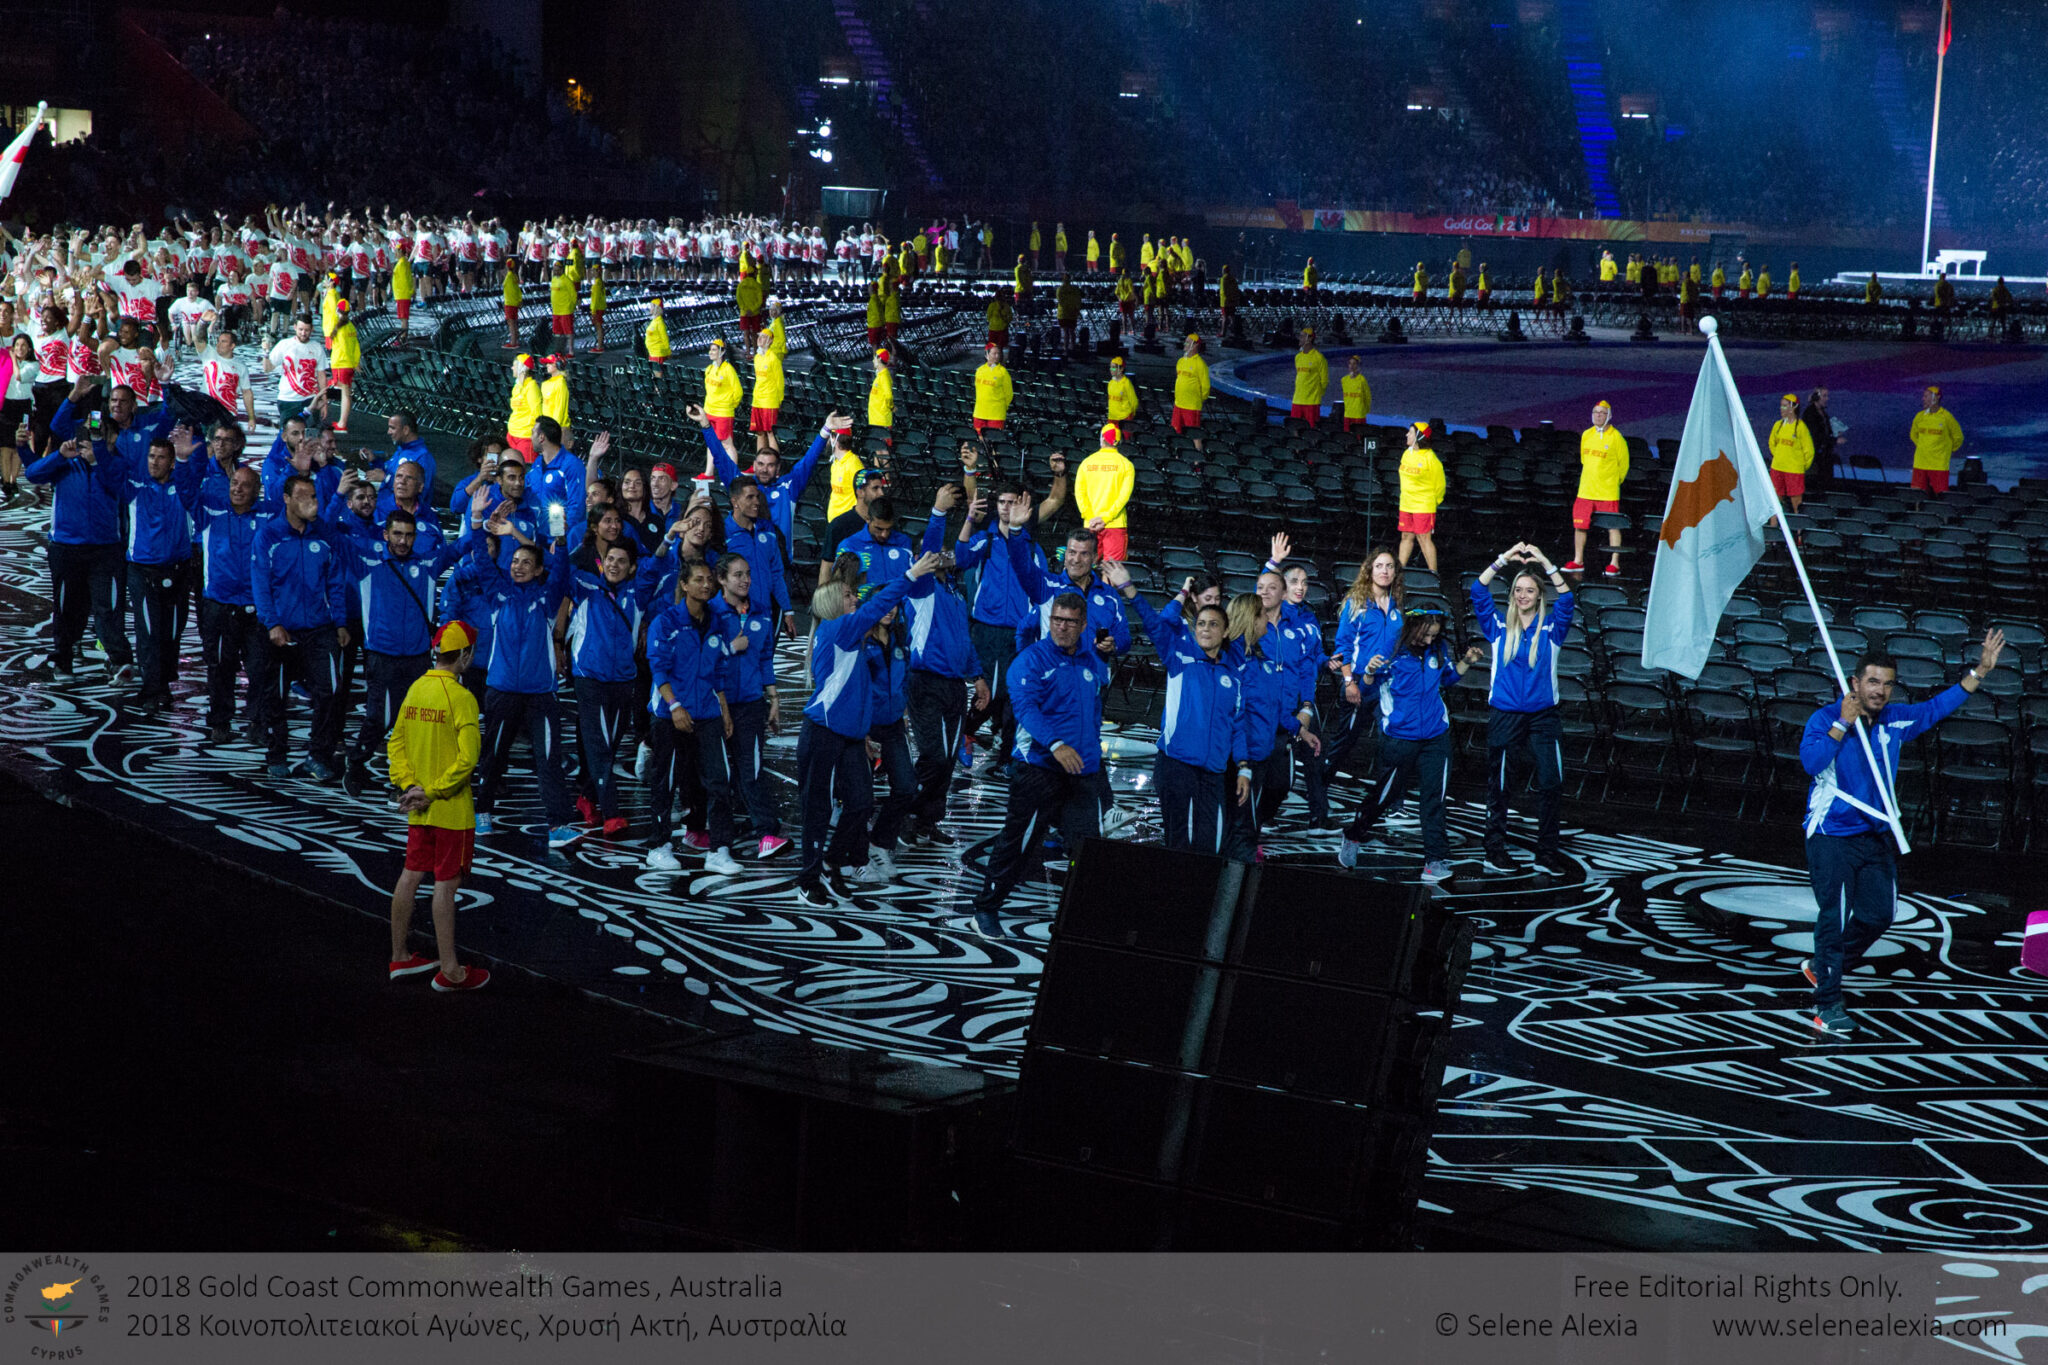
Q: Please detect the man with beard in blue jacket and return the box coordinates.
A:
[338,507,478,797]
[250,472,353,780]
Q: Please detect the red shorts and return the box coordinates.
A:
[709,414,735,442]
[396,299,412,319]
[331,367,355,387]
[1476,289,1490,303]
[1343,417,1364,431]
[1397,510,1436,534]
[506,435,535,458]
[1088,259,1099,270]
[405,823,475,882]
[1171,406,1202,432]
[551,313,572,335]
[1095,527,1128,562]
[973,418,1005,435]
[504,305,519,324]
[750,406,779,433]
[1769,469,1806,499]
[988,330,1007,350]
[1911,467,1950,493]
[739,312,762,336]
[867,326,883,347]
[1290,403,1321,427]
[1572,497,1620,531]
[883,323,899,340]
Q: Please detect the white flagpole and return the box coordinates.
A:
[1921,10,1947,274]
[1707,324,1910,852]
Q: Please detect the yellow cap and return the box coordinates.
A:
[434,620,478,652]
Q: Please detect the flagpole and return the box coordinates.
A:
[1921,6,1948,274]
[1708,328,1911,853]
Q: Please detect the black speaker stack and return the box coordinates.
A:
[1007,838,1474,1250]
[611,1032,1014,1250]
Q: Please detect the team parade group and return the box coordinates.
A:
[0,206,2003,1033]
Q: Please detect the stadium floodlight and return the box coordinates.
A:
[818,122,832,138]
[819,149,834,163]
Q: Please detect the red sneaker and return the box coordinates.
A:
[602,816,629,837]
[432,966,490,993]
[575,795,599,827]
[681,830,712,851]
[1562,561,1584,573]
[389,953,438,980]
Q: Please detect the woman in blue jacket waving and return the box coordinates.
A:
[794,549,945,906]
[471,505,578,847]
[1339,610,1484,883]
[1104,559,1246,855]
[1471,542,1574,874]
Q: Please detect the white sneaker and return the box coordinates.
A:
[634,741,652,782]
[1337,838,1360,869]
[867,848,899,881]
[644,845,682,871]
[1421,860,1453,884]
[704,847,743,876]
[1099,805,1137,837]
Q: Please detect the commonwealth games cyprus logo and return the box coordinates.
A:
[3,1258,108,1347]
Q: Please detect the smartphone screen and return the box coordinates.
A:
[547,504,567,539]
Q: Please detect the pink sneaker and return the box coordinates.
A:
[680,830,712,851]
[757,834,791,859]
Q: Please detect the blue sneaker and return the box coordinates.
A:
[265,761,292,779]
[473,813,494,835]
[957,738,976,770]
[547,825,586,849]
[971,910,1004,940]
[291,757,337,782]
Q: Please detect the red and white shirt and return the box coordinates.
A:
[267,337,327,401]
[29,320,70,383]
[107,344,161,403]
[204,352,251,410]
[268,260,298,301]
[102,270,159,324]
[215,278,254,310]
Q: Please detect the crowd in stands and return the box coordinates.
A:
[753,0,2047,235]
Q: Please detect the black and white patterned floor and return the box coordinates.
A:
[6,358,2047,1254]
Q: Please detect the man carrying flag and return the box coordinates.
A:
[1643,316,1996,1039]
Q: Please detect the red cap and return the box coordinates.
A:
[651,462,678,480]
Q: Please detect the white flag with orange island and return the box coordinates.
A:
[1640,317,1783,679]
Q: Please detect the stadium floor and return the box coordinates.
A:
[4,495,2045,1254]
[1222,332,2048,487]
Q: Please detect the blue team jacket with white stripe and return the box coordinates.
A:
[804,576,915,739]
[1469,580,1575,713]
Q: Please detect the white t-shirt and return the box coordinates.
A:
[169,296,214,330]
[215,279,253,309]
[28,318,69,383]
[267,337,327,401]
[268,260,297,300]
[107,344,160,402]
[103,271,159,323]
[204,352,251,410]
